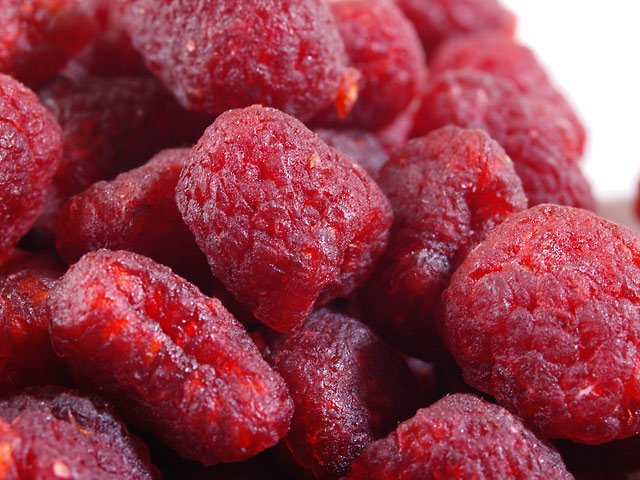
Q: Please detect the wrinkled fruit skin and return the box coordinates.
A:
[0,74,62,253]
[48,249,293,465]
[0,0,95,88]
[177,105,393,332]
[55,148,210,286]
[118,0,356,120]
[413,70,595,210]
[0,386,158,479]
[270,309,419,479]
[361,126,527,360]
[395,0,516,55]
[315,0,427,130]
[440,204,640,444]
[315,128,388,181]
[345,394,573,480]
[0,250,67,395]
[36,75,211,236]
[430,32,586,154]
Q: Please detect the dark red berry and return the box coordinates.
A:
[0,386,159,479]
[440,204,640,444]
[48,249,293,465]
[117,0,358,120]
[271,309,419,479]
[413,70,595,210]
[0,73,62,253]
[176,105,392,332]
[360,126,527,359]
[345,394,573,480]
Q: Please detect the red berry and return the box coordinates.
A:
[271,309,419,479]
[176,105,392,332]
[440,204,640,444]
[0,73,62,253]
[48,249,293,464]
[413,70,595,210]
[361,126,527,359]
[117,0,357,120]
[345,394,573,480]
[0,386,159,479]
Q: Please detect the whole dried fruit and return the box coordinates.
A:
[48,249,293,465]
[315,0,427,130]
[177,105,392,332]
[271,309,419,479]
[0,0,95,87]
[0,386,158,479]
[440,204,640,444]
[0,73,62,253]
[430,32,586,153]
[36,75,210,237]
[315,128,388,180]
[361,126,527,359]
[413,70,595,210]
[0,250,67,394]
[395,0,516,55]
[55,148,210,286]
[117,0,358,120]
[345,394,573,479]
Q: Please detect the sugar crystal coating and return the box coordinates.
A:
[361,126,527,359]
[345,394,573,480]
[271,309,419,479]
[0,386,158,479]
[48,249,293,464]
[177,105,392,332]
[440,204,640,444]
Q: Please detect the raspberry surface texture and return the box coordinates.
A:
[315,128,388,180]
[395,0,515,54]
[0,0,95,88]
[361,126,527,359]
[315,0,427,130]
[430,32,586,153]
[0,73,62,253]
[440,204,640,444]
[36,75,210,236]
[0,250,67,395]
[55,148,209,285]
[271,309,419,479]
[117,0,356,120]
[48,249,293,464]
[345,394,573,480]
[0,386,158,479]
[176,105,392,332]
[413,70,595,210]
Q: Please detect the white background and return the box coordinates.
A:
[500,1,640,228]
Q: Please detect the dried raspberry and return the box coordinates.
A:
[345,394,573,480]
[413,70,595,210]
[395,0,516,55]
[0,386,158,479]
[176,105,392,332]
[271,309,419,479]
[117,0,357,120]
[0,250,68,394]
[35,76,210,237]
[0,0,95,88]
[439,204,640,444]
[48,250,293,464]
[0,74,62,253]
[430,32,586,153]
[315,128,388,180]
[55,148,210,286]
[314,0,427,130]
[360,127,527,359]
